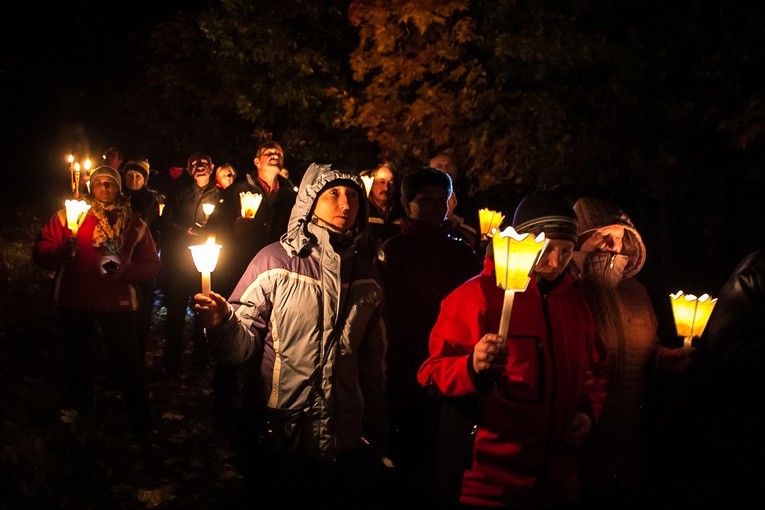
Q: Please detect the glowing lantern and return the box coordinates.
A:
[240,192,264,218]
[360,175,374,196]
[189,236,222,295]
[492,227,549,340]
[64,199,91,236]
[669,291,717,348]
[479,208,505,239]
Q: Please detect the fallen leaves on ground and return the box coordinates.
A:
[1,298,247,509]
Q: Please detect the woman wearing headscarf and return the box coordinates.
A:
[33,165,160,437]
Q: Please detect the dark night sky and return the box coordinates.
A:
[2,2,195,212]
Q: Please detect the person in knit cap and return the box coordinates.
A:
[124,157,159,230]
[103,147,124,172]
[569,196,687,510]
[32,164,160,438]
[123,156,161,361]
[417,188,608,508]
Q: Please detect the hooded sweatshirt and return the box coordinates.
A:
[205,163,388,460]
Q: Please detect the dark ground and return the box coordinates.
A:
[0,256,248,509]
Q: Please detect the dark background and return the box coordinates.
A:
[3,1,764,338]
[2,2,197,210]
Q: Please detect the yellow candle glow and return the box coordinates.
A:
[240,192,264,218]
[202,203,216,218]
[670,291,717,348]
[189,236,222,295]
[479,208,505,238]
[492,227,549,339]
[64,199,91,236]
[360,175,374,196]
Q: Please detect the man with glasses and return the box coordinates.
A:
[158,152,221,375]
[206,141,298,435]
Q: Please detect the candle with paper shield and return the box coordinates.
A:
[189,236,222,295]
[669,291,717,348]
[240,191,263,218]
[360,175,374,196]
[202,202,216,219]
[64,199,91,236]
[492,227,549,340]
[479,208,505,239]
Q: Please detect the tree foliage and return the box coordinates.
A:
[339,0,765,201]
[107,0,764,289]
[196,0,378,173]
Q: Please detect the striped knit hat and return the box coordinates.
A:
[512,190,578,243]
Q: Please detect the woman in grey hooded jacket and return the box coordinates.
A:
[194,163,388,508]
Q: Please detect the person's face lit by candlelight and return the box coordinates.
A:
[124,169,146,191]
[312,185,359,233]
[534,238,575,282]
[91,176,120,205]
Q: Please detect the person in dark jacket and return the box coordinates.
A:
[158,152,220,375]
[124,156,161,360]
[193,163,388,509]
[362,161,405,258]
[33,165,160,437]
[676,249,765,509]
[376,167,482,504]
[205,141,298,433]
[429,152,480,251]
[417,189,608,509]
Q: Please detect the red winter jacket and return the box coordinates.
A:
[33,207,160,311]
[417,258,608,508]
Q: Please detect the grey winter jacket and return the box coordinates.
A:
[206,163,388,461]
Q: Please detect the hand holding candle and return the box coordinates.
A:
[189,236,222,295]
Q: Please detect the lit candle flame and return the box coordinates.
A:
[189,236,222,295]
[670,290,717,348]
[360,175,374,196]
[492,227,549,341]
[479,208,505,238]
[240,192,263,218]
[64,199,91,236]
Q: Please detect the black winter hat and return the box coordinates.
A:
[512,189,578,243]
[123,158,150,182]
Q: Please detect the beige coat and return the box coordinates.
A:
[570,197,658,506]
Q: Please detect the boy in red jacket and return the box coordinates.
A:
[418,189,608,509]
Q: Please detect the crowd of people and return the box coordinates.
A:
[32,143,764,509]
